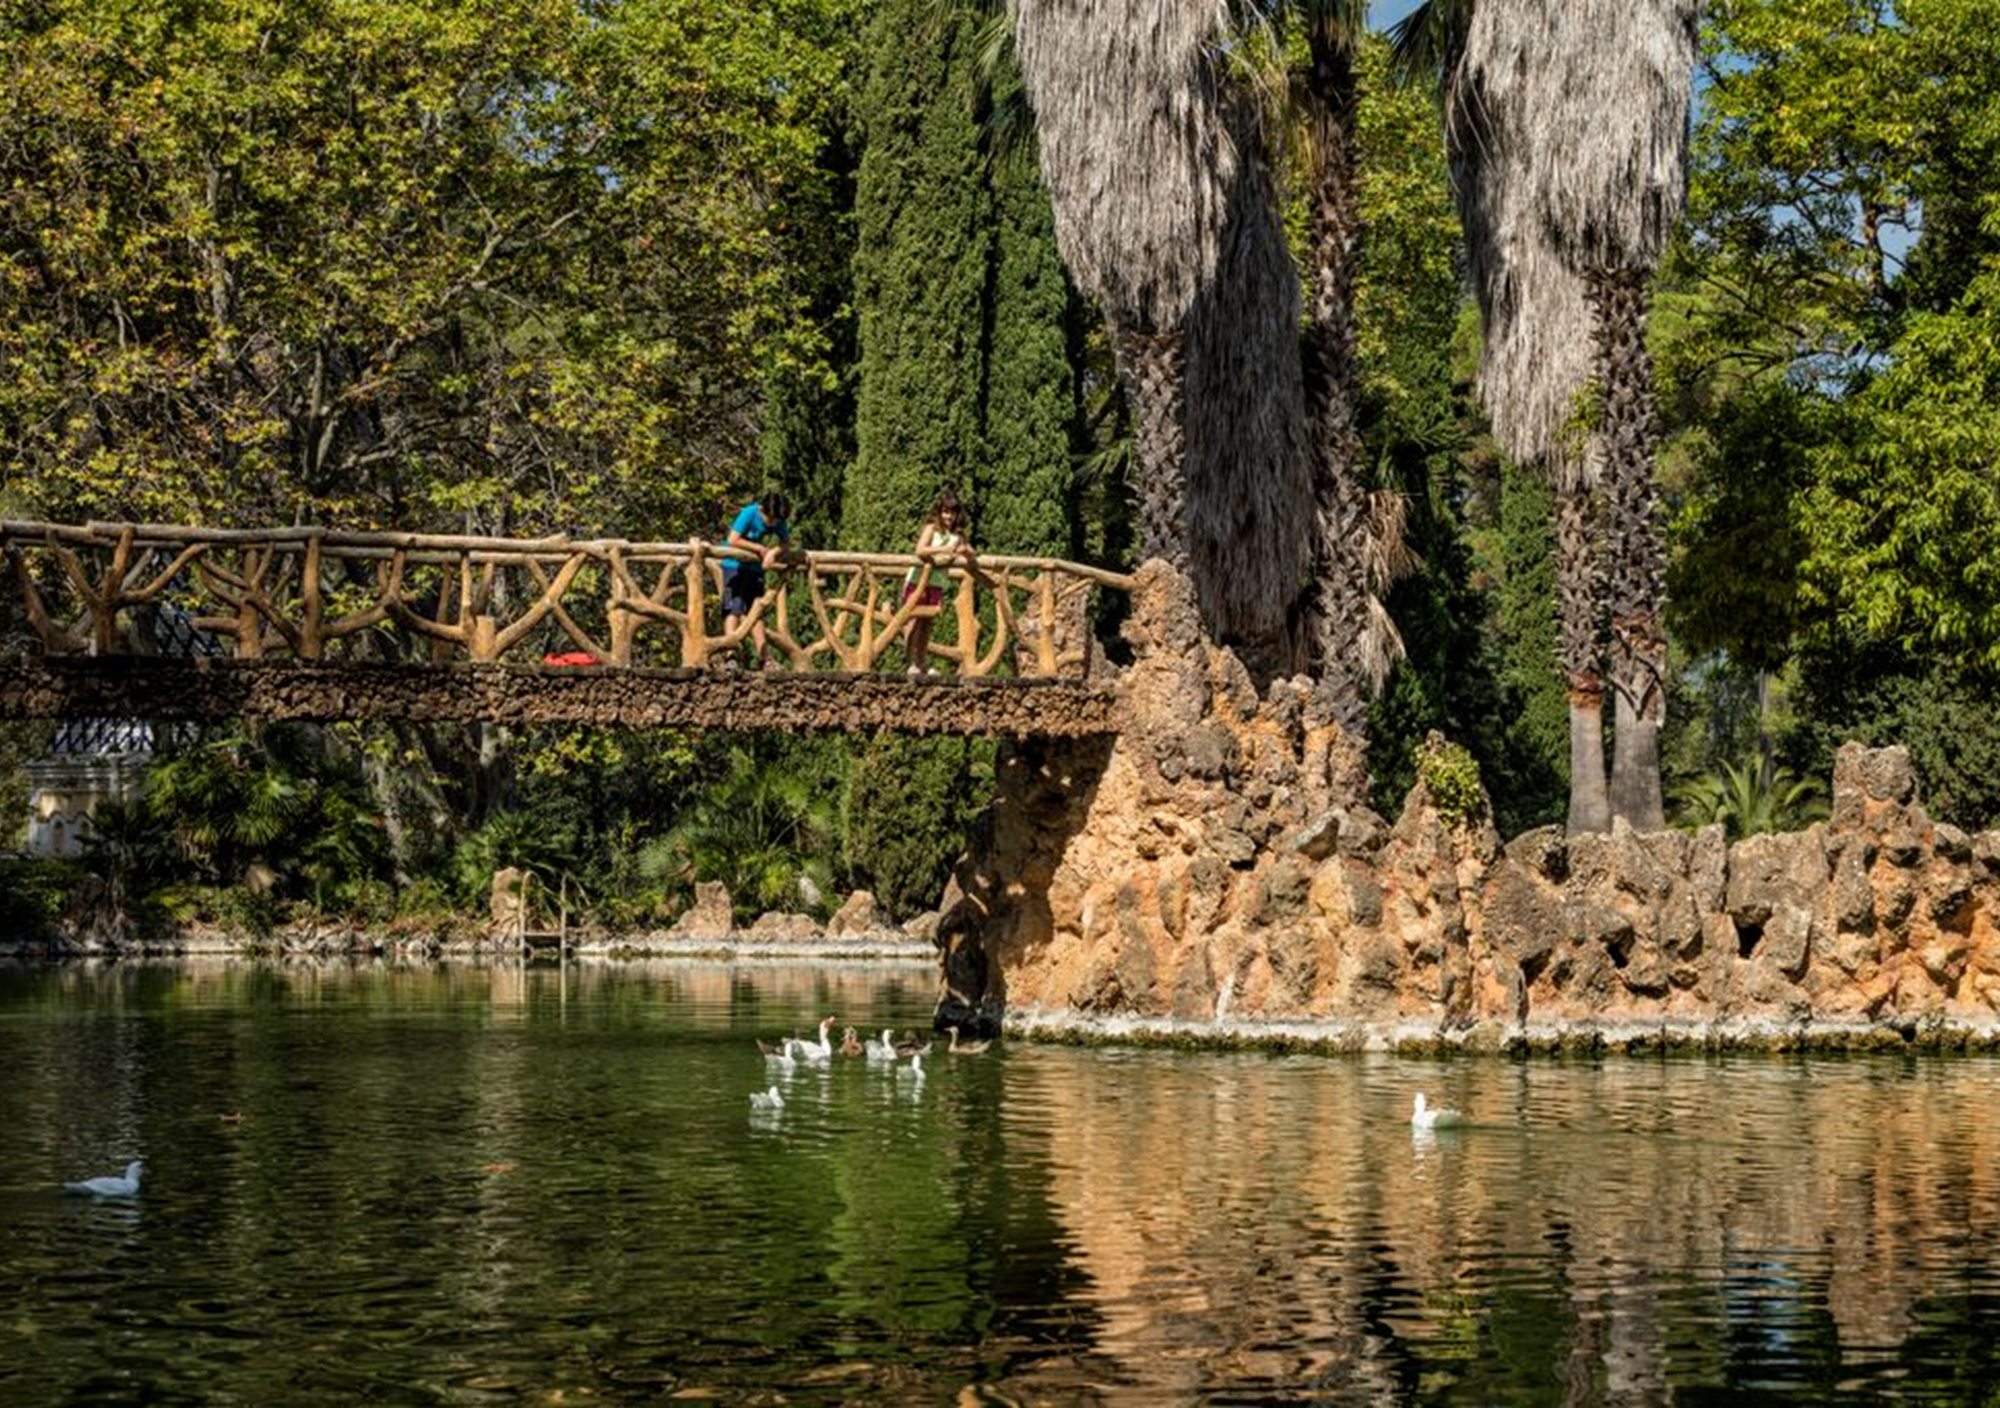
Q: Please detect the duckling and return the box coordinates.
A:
[839,1025,864,1057]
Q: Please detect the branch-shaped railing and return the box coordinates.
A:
[0,522,1133,680]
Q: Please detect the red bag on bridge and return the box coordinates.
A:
[541,651,600,667]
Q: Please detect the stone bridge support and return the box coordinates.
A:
[936,564,2000,1043]
[935,562,1369,1036]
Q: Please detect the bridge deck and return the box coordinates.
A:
[0,656,1122,737]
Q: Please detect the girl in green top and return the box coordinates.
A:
[901,489,968,675]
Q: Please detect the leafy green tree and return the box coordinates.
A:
[0,0,853,533]
[1795,274,2000,673]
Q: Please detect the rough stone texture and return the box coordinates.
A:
[938,566,2000,1041]
[0,657,1121,739]
[489,867,528,931]
[667,881,733,938]
[746,911,819,941]
[826,890,884,937]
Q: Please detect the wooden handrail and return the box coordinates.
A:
[0,520,1127,679]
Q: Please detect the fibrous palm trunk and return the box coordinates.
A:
[1112,323,1190,568]
[1298,28,1372,724]
[1591,267,1667,830]
[1556,476,1610,835]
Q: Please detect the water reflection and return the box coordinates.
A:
[3,960,2000,1402]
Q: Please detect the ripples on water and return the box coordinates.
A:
[4,961,2000,1403]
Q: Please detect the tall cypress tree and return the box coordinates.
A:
[978,87,1077,556]
[839,3,1082,918]
[844,0,992,551]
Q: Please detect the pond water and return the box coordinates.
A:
[4,961,2000,1404]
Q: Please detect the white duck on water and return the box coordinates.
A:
[749,1086,785,1112]
[895,1051,926,1085]
[865,1029,897,1063]
[1411,1093,1463,1132]
[788,1016,838,1064]
[65,1160,144,1196]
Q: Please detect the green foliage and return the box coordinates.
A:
[761,120,862,548]
[845,0,993,550]
[842,735,989,920]
[641,740,847,921]
[0,858,85,939]
[1415,734,1486,831]
[0,0,855,532]
[1673,754,1827,840]
[141,730,390,905]
[1796,273,2000,674]
[1788,650,2000,831]
[1673,0,2000,675]
[843,0,1077,555]
[1487,461,1570,826]
[980,132,1081,558]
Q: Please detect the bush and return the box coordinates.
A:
[1415,733,1487,831]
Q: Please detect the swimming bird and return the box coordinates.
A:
[65,1161,144,1196]
[749,1086,785,1112]
[946,1025,991,1056]
[839,1026,863,1057]
[1411,1093,1463,1132]
[865,1029,896,1063]
[893,1031,932,1058]
[788,1015,838,1064]
[896,1051,925,1084]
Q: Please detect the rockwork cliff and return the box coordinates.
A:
[936,563,2000,1046]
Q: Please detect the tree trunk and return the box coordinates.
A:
[1592,266,1667,831]
[1298,28,1372,730]
[1556,478,1610,834]
[1111,324,1188,569]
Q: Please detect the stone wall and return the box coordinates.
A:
[937,563,2000,1044]
[0,656,1119,738]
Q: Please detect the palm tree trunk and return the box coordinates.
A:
[1111,323,1189,569]
[1557,478,1610,834]
[1592,266,1667,831]
[1298,27,1372,726]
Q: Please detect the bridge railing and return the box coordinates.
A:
[0,521,1133,680]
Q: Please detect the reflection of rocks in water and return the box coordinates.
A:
[1015,1053,2000,1396]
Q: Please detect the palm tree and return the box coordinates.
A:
[1010,0,1313,667]
[1674,754,1827,840]
[1274,0,1387,726]
[1396,0,1697,832]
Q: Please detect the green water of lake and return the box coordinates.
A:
[4,959,2000,1404]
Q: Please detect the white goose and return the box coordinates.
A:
[65,1160,144,1196]
[865,1028,897,1063]
[895,1051,926,1085]
[1411,1093,1463,1132]
[788,1016,837,1064]
[749,1086,785,1112]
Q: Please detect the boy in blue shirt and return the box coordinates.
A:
[721,492,792,667]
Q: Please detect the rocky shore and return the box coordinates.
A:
[4,880,933,963]
[936,563,2000,1048]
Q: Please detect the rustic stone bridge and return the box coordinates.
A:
[0,521,1130,736]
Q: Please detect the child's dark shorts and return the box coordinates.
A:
[723,564,766,618]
